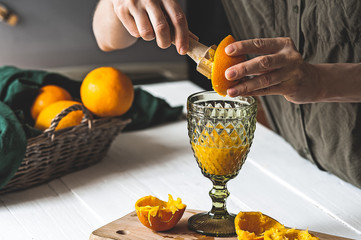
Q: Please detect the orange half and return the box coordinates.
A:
[135,194,186,232]
[211,35,247,96]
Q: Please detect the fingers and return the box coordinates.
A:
[225,37,296,56]
[227,69,285,97]
[225,52,287,80]
[114,0,188,53]
[130,8,155,41]
[162,0,189,54]
[115,4,141,38]
[115,1,155,40]
[229,84,284,98]
[146,2,171,48]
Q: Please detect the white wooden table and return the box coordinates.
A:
[1,81,361,240]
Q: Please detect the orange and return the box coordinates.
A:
[211,35,247,96]
[80,67,134,117]
[135,194,186,232]
[34,100,84,131]
[235,211,283,240]
[30,85,72,120]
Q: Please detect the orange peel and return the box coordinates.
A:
[235,211,283,240]
[235,211,320,240]
[264,227,319,240]
[135,194,186,232]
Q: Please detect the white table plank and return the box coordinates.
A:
[0,200,32,240]
[1,185,76,240]
[0,181,105,240]
[48,179,105,229]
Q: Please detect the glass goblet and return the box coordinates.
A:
[187,91,257,237]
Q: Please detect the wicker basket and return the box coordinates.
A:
[0,104,131,195]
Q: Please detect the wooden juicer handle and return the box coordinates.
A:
[186,38,217,79]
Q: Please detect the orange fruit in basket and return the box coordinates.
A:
[263,227,319,240]
[211,35,247,96]
[80,67,134,117]
[135,194,186,232]
[235,211,283,240]
[34,100,84,131]
[31,85,72,120]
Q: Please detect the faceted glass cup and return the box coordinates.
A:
[187,91,257,237]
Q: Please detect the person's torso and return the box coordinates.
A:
[221,0,361,188]
[222,0,361,63]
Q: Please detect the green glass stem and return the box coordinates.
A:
[187,177,236,237]
[209,179,231,218]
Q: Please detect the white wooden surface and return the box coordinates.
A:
[1,81,361,240]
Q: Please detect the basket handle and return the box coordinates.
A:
[44,104,92,137]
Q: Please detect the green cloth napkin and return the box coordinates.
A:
[0,66,183,190]
[0,101,27,190]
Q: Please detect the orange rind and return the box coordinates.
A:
[264,227,319,240]
[211,35,247,96]
[235,211,320,240]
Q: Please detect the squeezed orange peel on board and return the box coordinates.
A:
[263,227,319,240]
[135,194,186,232]
[235,211,320,240]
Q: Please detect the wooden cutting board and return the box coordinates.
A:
[89,209,353,240]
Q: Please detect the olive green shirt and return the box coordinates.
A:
[222,0,361,188]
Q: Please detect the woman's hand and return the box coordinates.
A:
[111,0,189,54]
[224,37,321,104]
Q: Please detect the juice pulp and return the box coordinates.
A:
[192,126,249,176]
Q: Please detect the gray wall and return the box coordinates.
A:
[0,0,185,69]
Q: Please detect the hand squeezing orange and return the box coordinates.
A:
[135,194,186,232]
